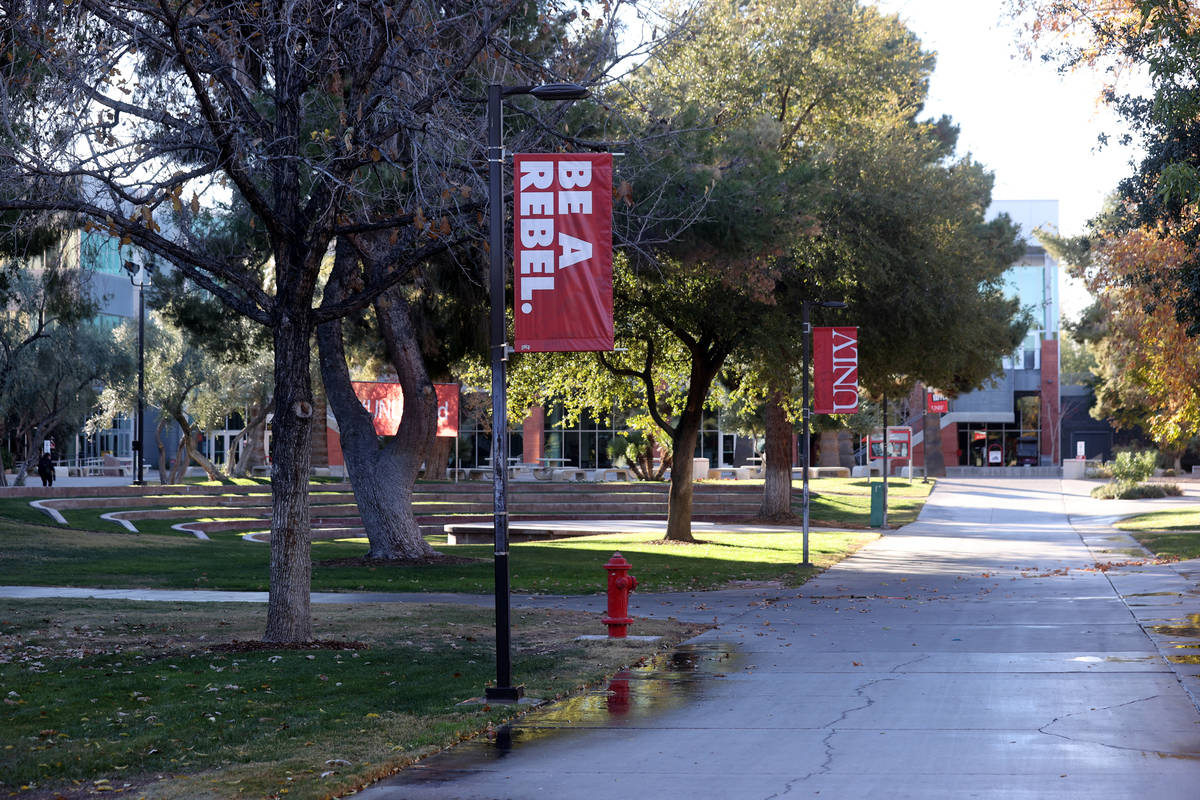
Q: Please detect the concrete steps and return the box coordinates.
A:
[31,479,770,536]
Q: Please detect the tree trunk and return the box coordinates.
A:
[923,411,946,477]
[229,399,271,478]
[263,311,315,644]
[424,435,451,481]
[665,413,701,543]
[174,414,230,482]
[169,435,190,484]
[316,242,436,560]
[662,351,726,542]
[155,415,170,484]
[0,421,9,487]
[759,389,794,519]
[236,408,271,478]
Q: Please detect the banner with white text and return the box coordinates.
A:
[349,382,460,437]
[512,153,613,352]
[813,327,859,414]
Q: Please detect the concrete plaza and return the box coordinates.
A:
[354,478,1200,799]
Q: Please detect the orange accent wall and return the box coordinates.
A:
[522,406,545,463]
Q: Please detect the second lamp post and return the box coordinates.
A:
[800,299,846,566]
[486,81,589,704]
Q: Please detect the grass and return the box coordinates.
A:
[0,476,925,593]
[0,598,705,799]
[0,518,877,593]
[799,478,932,528]
[1116,508,1200,560]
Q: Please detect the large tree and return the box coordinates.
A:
[607,0,1024,529]
[582,0,939,541]
[1014,1,1200,334]
[0,0,625,641]
[1045,223,1200,465]
[0,243,104,483]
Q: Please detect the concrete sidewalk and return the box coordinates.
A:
[354,478,1200,799]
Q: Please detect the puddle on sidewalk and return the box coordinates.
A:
[388,643,739,783]
[1151,614,1200,640]
[1168,654,1200,665]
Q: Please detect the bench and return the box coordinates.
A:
[551,468,588,482]
[706,467,739,480]
[793,466,851,479]
[586,468,633,482]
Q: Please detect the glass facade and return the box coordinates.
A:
[451,403,758,470]
[80,231,124,275]
[542,406,622,469]
[956,392,1041,467]
[454,408,522,469]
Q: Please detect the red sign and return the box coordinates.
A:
[927,390,949,414]
[352,381,404,436]
[813,327,859,414]
[351,382,460,438]
[513,153,613,352]
[435,384,459,438]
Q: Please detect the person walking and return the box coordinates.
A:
[37,451,54,488]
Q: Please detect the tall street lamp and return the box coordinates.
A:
[486,81,588,704]
[126,259,151,487]
[801,299,846,566]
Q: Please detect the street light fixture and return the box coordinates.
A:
[486,80,589,704]
[801,299,846,566]
[126,258,151,487]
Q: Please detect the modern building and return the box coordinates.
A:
[914,199,1063,470]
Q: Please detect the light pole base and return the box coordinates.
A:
[484,685,525,704]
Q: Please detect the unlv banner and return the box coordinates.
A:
[350,382,460,437]
[435,383,459,438]
[513,153,613,352]
[813,327,859,414]
[927,389,949,414]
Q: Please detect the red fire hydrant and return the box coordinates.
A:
[603,552,638,638]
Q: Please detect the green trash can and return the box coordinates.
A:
[869,482,885,528]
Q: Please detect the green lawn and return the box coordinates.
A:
[0,476,930,593]
[1115,507,1200,560]
[0,518,877,593]
[0,598,704,800]
[799,477,931,528]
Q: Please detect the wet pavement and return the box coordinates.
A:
[352,478,1200,799]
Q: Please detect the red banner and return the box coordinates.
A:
[350,382,460,437]
[927,389,949,414]
[813,327,859,414]
[513,153,613,352]
[435,383,459,438]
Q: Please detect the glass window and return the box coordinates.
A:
[1016,395,1040,432]
[80,231,124,275]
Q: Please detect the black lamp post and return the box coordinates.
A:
[127,261,150,487]
[801,299,846,566]
[486,81,588,704]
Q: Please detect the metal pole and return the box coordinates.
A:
[882,395,889,529]
[921,386,930,484]
[801,301,811,566]
[486,83,521,704]
[135,280,145,485]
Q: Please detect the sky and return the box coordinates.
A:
[873,0,1145,319]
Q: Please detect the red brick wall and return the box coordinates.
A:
[1040,338,1060,463]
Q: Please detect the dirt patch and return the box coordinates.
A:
[316,553,484,567]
